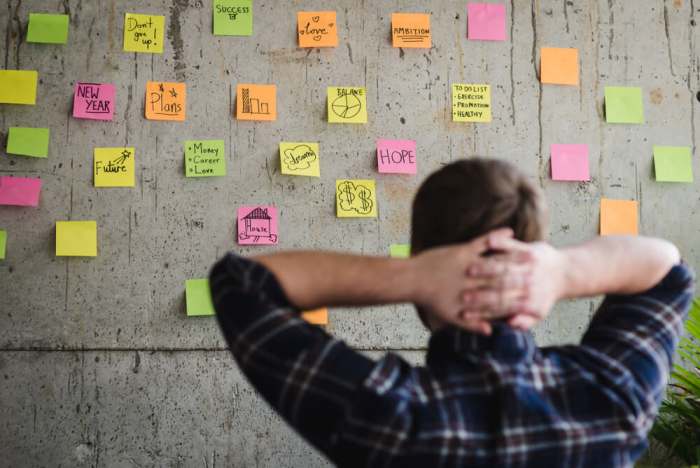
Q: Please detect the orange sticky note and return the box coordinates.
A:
[600,198,638,236]
[236,84,276,121]
[541,47,579,86]
[145,81,186,121]
[297,11,337,48]
[392,13,431,48]
[302,308,328,325]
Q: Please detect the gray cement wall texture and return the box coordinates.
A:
[1,0,697,466]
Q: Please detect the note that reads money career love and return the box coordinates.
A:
[185,140,226,177]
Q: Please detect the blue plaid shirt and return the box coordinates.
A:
[210,254,694,468]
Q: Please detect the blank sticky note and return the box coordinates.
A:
[0,230,6,260]
[237,206,278,245]
[452,84,491,122]
[56,221,97,257]
[392,13,431,48]
[280,142,320,177]
[328,87,367,124]
[7,127,50,158]
[0,176,41,207]
[605,86,644,124]
[377,139,417,174]
[653,146,693,182]
[551,144,589,181]
[236,84,276,121]
[298,11,338,48]
[336,180,377,218]
[390,244,411,258]
[94,148,135,187]
[73,82,116,120]
[123,13,165,53]
[145,81,186,121]
[185,140,226,177]
[600,199,638,236]
[186,279,216,316]
[27,13,70,44]
[541,47,579,86]
[213,0,253,36]
[302,308,328,325]
[0,70,38,105]
[467,3,506,41]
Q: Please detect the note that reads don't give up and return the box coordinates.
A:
[124,13,165,53]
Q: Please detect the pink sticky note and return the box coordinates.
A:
[237,206,278,245]
[73,82,116,121]
[0,176,42,207]
[377,139,417,174]
[551,144,590,181]
[467,3,506,41]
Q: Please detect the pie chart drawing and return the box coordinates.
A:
[332,94,362,119]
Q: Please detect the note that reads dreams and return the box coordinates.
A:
[185,140,226,177]
[452,84,491,123]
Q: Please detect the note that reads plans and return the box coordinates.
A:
[185,140,226,177]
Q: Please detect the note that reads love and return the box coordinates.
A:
[377,139,417,174]
[280,142,320,177]
[452,84,491,123]
[328,87,367,124]
[237,206,278,245]
[392,13,431,48]
[213,0,252,36]
[146,81,186,121]
[94,147,135,187]
[185,140,226,177]
[73,82,116,121]
[124,13,164,53]
[336,179,377,218]
[298,11,337,48]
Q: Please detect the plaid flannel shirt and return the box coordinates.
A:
[210,254,694,468]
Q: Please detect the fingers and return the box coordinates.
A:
[467,258,532,277]
[455,317,493,336]
[487,235,530,253]
[508,314,539,331]
[466,228,514,256]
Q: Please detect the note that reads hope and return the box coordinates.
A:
[73,82,116,121]
[94,147,135,187]
[298,11,337,48]
[214,0,253,36]
[280,142,320,177]
[377,139,417,174]
[237,206,278,245]
[124,13,164,53]
[452,84,491,123]
[185,140,226,177]
[146,81,186,121]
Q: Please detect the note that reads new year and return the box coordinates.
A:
[94,147,135,187]
[73,82,116,121]
[123,13,164,53]
[145,81,186,121]
[213,0,252,36]
[185,140,226,177]
[280,142,320,177]
[452,84,491,122]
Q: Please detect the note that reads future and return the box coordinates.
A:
[73,82,116,121]
[214,0,252,36]
[185,140,226,177]
[123,13,164,53]
[452,84,491,123]
[94,147,135,187]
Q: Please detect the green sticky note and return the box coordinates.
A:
[0,230,6,260]
[7,127,49,158]
[186,279,216,316]
[390,244,411,258]
[605,86,644,124]
[213,0,253,36]
[184,140,226,177]
[653,145,693,182]
[26,13,70,44]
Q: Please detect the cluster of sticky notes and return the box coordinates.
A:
[0,70,38,105]
[94,148,135,187]
[237,206,278,245]
[0,230,6,260]
[236,84,277,121]
[6,127,50,158]
[123,13,165,53]
[0,176,42,207]
[185,140,226,177]
[551,144,589,181]
[452,84,491,122]
[653,146,694,183]
[185,279,216,316]
[600,198,638,236]
[280,142,320,177]
[392,13,431,48]
[298,11,338,47]
[301,308,328,325]
[467,3,506,41]
[377,139,417,174]
[56,221,97,256]
[27,13,70,44]
[336,180,377,218]
[328,87,367,124]
[605,86,644,124]
[541,47,579,86]
[213,0,253,36]
[73,82,116,121]
[389,244,411,258]
[145,81,186,121]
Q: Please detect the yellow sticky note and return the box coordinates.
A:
[236,84,276,121]
[123,13,165,53]
[301,308,328,325]
[145,81,186,121]
[56,221,97,257]
[452,84,491,122]
[600,198,638,236]
[280,142,320,177]
[0,70,38,105]
[328,87,367,124]
[541,47,579,86]
[94,148,135,187]
[336,179,377,218]
[392,13,431,48]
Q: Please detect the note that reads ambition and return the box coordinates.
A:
[185,140,226,177]
[452,84,491,122]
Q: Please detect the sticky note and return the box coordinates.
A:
[336,180,377,218]
[467,3,506,41]
[452,84,491,122]
[0,176,41,207]
[27,13,70,44]
[237,206,278,245]
[298,11,337,48]
[653,146,693,182]
[236,84,276,121]
[280,142,320,177]
[73,82,116,121]
[600,199,638,236]
[94,148,135,187]
[213,0,253,36]
[605,86,644,124]
[377,139,417,174]
[551,144,589,181]
[185,140,226,177]
[328,87,367,124]
[392,13,431,48]
[186,279,216,316]
[7,127,49,158]
[302,308,328,325]
[145,81,186,121]
[56,221,97,256]
[123,13,164,53]
[0,230,6,260]
[390,244,411,258]
[0,70,38,105]
[541,47,579,86]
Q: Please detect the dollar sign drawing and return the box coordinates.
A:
[357,186,372,214]
[338,181,355,212]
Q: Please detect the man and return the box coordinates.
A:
[210,159,694,467]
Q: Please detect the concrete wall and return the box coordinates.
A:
[0,0,697,466]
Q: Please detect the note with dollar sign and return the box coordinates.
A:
[335,179,377,218]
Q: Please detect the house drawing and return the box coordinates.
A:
[239,207,277,243]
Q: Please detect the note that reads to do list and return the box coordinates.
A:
[94,147,135,187]
[237,206,278,245]
[213,0,253,36]
[377,139,417,174]
[328,87,367,124]
[452,84,491,122]
[185,140,226,177]
[73,82,116,121]
[145,81,186,121]
[124,13,164,53]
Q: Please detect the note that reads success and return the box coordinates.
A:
[123,13,164,53]
[452,84,491,122]
[214,0,252,36]
[94,147,135,187]
[185,140,226,177]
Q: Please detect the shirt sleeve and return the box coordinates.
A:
[209,253,376,459]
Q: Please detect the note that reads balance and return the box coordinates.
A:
[185,140,226,177]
